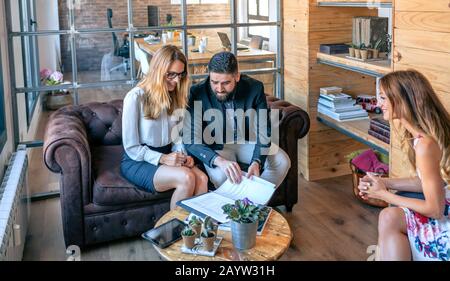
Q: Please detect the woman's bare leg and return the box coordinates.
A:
[153,166,196,210]
[190,166,209,195]
[378,207,412,261]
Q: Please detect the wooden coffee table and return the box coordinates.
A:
[152,206,292,261]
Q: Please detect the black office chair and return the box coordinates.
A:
[107,8,130,75]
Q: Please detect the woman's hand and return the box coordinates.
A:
[358,173,389,201]
[159,152,186,167]
[183,156,195,168]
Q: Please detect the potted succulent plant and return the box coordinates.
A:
[200,227,216,252]
[222,198,269,250]
[360,43,369,60]
[188,215,202,239]
[349,43,358,57]
[354,44,362,59]
[181,226,196,249]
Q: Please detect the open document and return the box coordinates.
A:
[176,176,276,223]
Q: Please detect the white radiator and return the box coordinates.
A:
[0,145,30,261]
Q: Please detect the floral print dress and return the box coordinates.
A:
[401,137,450,261]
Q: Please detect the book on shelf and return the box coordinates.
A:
[318,97,356,109]
[369,123,390,138]
[320,86,343,95]
[368,129,390,144]
[318,104,369,122]
[177,175,276,224]
[318,100,363,113]
[319,92,352,102]
[370,118,390,131]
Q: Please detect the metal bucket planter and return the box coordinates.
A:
[230,220,258,250]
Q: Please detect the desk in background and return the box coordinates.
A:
[134,38,276,95]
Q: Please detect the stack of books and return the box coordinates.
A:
[368,118,390,144]
[318,87,369,122]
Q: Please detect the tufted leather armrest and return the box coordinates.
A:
[266,95,310,210]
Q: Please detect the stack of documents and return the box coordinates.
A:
[177,176,275,224]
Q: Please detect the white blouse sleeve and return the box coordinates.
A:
[122,89,163,165]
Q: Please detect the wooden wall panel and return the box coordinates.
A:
[284,0,310,178]
[395,12,450,32]
[395,0,450,12]
[394,29,450,53]
[392,0,450,179]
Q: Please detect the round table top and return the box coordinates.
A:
[153,207,292,261]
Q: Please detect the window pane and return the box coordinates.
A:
[260,0,269,17]
[187,0,231,25]
[77,85,131,105]
[12,35,73,89]
[132,1,182,29]
[72,0,128,30]
[185,28,232,75]
[75,32,131,84]
[237,26,277,96]
[9,0,65,32]
[248,0,257,15]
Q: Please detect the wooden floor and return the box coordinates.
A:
[24,158,381,260]
[22,82,382,260]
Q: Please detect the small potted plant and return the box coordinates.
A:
[360,43,369,60]
[371,38,383,59]
[200,227,216,252]
[348,43,357,57]
[188,215,202,239]
[181,226,196,249]
[222,198,269,250]
[40,68,73,110]
[354,44,362,59]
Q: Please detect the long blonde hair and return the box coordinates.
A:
[137,45,189,119]
[380,70,450,183]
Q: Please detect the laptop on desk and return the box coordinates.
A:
[217,32,249,51]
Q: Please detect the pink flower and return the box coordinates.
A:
[49,71,63,83]
[40,68,52,80]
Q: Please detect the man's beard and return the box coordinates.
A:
[214,90,233,102]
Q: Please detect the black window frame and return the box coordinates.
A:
[0,43,7,153]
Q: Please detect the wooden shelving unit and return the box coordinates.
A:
[317,113,390,155]
[317,53,392,78]
[317,1,392,8]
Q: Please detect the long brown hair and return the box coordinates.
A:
[137,45,189,119]
[380,70,450,183]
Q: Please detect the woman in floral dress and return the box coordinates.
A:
[358,70,450,261]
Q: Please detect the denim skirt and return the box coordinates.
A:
[120,144,172,193]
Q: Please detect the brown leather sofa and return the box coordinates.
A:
[43,97,309,247]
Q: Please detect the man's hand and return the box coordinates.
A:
[246,161,260,179]
[214,156,242,184]
[183,156,195,168]
[159,152,186,167]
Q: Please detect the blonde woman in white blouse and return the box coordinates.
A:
[121,45,208,210]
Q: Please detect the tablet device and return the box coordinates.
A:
[141,218,186,248]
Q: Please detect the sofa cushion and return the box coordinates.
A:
[92,145,172,206]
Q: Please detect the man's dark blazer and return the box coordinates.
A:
[184,74,271,168]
